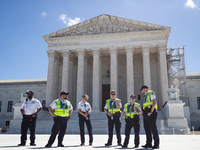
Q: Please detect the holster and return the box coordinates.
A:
[142,105,152,113]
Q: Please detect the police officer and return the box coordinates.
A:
[104,90,122,146]
[18,90,42,146]
[45,91,73,147]
[122,95,141,148]
[78,94,93,146]
[140,85,159,149]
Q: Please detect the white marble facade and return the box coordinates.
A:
[43,14,170,111]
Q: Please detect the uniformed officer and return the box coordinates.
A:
[78,94,93,146]
[122,95,141,148]
[140,85,159,149]
[104,90,122,146]
[45,91,73,147]
[18,90,42,146]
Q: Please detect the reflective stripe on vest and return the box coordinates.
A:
[143,90,157,110]
[54,99,71,116]
[124,102,140,118]
[106,99,121,114]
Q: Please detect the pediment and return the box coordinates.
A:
[44,14,171,39]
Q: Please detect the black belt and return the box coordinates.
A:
[23,114,32,117]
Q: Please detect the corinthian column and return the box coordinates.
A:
[142,45,151,89]
[92,48,100,111]
[126,46,134,102]
[158,44,169,106]
[46,51,55,106]
[76,49,85,109]
[110,47,118,96]
[61,50,70,92]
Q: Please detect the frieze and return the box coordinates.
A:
[51,18,164,38]
[48,33,166,48]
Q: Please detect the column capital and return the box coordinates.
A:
[125,46,134,54]
[158,44,167,52]
[61,50,70,57]
[141,45,151,53]
[47,51,55,58]
[92,48,100,55]
[76,49,85,57]
[109,46,118,54]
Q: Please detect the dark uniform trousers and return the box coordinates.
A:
[123,116,140,146]
[107,114,121,144]
[20,115,36,144]
[79,114,93,144]
[46,117,68,146]
[143,109,159,146]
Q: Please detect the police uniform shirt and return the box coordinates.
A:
[78,101,91,113]
[123,102,141,112]
[50,99,73,111]
[20,98,42,115]
[104,99,122,109]
[147,90,156,100]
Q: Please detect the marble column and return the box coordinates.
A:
[76,49,85,109]
[92,48,100,111]
[61,50,70,92]
[158,44,169,107]
[46,51,55,106]
[126,46,134,102]
[110,47,118,96]
[142,45,151,89]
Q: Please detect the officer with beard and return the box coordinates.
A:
[18,90,42,146]
[45,91,73,147]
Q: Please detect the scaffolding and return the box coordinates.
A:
[167,47,188,106]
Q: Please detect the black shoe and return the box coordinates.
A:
[105,143,112,146]
[57,144,64,147]
[152,145,159,149]
[122,145,127,148]
[89,143,92,146]
[135,145,139,148]
[18,143,25,146]
[80,143,85,146]
[118,143,122,146]
[45,144,51,147]
[30,143,36,146]
[142,144,152,148]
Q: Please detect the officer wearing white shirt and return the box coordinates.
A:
[45,91,73,148]
[78,94,93,146]
[18,90,42,146]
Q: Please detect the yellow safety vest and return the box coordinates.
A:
[106,98,121,114]
[124,102,140,119]
[142,90,157,110]
[54,99,71,117]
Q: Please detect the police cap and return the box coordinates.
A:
[26,90,34,95]
[60,91,69,96]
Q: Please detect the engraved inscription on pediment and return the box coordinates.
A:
[52,19,163,38]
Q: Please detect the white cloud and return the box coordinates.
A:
[68,18,81,26]
[59,14,81,26]
[185,0,196,9]
[41,11,46,17]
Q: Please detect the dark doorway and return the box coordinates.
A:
[102,84,110,111]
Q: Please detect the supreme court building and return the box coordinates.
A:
[43,14,170,111]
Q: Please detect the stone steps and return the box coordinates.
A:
[8,111,189,134]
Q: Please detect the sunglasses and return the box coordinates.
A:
[111,94,116,95]
[130,96,136,98]
[84,99,88,101]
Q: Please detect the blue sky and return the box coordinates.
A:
[0,0,200,80]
